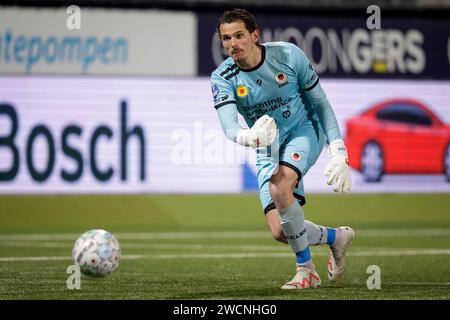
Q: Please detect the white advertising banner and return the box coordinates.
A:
[0,76,242,193]
[0,76,449,194]
[0,7,196,76]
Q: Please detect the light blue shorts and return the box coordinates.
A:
[256,119,326,214]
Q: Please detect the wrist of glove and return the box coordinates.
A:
[324,139,352,193]
[237,115,277,148]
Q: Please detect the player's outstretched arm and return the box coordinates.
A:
[305,84,352,193]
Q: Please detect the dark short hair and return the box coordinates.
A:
[217,8,259,37]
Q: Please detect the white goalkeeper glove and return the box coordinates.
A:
[324,139,352,193]
[237,115,277,148]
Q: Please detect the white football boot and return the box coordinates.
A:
[281,265,321,289]
[327,226,355,282]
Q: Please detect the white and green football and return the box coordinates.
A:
[72,229,121,277]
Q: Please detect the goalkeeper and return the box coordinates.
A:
[210,8,355,289]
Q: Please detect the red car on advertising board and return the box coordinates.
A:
[345,98,450,182]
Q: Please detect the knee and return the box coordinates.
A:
[269,172,297,201]
[268,180,282,200]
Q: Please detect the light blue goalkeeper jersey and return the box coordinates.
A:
[210,41,341,143]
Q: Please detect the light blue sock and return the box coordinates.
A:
[279,201,311,265]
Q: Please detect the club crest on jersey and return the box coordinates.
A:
[236,84,248,97]
[275,72,288,87]
[290,152,302,161]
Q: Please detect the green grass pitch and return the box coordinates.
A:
[0,193,449,300]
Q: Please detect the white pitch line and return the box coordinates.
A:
[0,241,288,251]
[0,256,71,262]
[1,248,450,262]
[355,229,450,237]
[0,228,449,241]
[3,241,448,256]
[153,249,450,259]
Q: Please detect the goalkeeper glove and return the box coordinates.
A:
[324,139,352,193]
[237,115,277,148]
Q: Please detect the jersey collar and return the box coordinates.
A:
[237,44,265,72]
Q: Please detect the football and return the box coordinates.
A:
[72,229,121,277]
